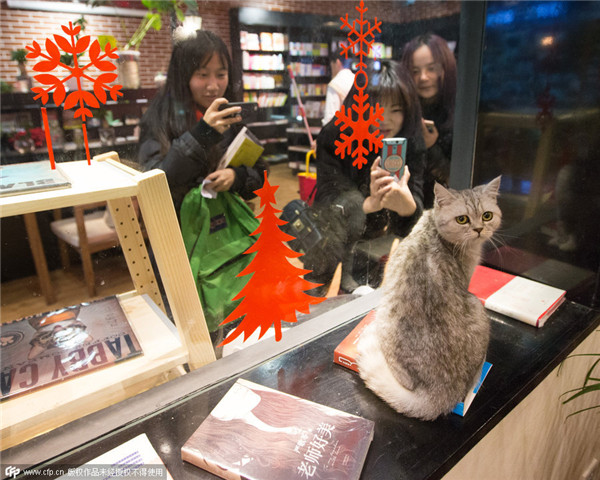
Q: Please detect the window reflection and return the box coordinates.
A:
[474,1,600,307]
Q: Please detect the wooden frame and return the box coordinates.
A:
[0,152,215,448]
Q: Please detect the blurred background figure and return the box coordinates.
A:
[402,33,457,208]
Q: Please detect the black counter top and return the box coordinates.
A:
[8,296,597,480]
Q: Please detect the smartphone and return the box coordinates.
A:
[218,102,259,121]
[380,137,407,179]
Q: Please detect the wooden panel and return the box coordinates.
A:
[107,197,164,313]
[0,161,139,218]
[443,329,600,480]
[135,171,216,370]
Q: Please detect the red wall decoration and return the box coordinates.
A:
[26,21,123,168]
[334,0,383,170]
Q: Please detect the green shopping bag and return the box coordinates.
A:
[180,189,259,332]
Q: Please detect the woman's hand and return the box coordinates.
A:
[380,166,417,216]
[421,118,439,149]
[203,98,242,134]
[363,157,393,214]
[206,168,236,192]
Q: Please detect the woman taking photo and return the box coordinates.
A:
[139,30,266,213]
[402,33,457,208]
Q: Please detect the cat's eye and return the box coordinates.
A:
[456,215,470,225]
[482,211,494,222]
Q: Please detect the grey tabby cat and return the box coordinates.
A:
[356,176,502,420]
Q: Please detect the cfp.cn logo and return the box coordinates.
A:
[5,466,20,479]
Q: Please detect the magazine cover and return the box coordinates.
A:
[0,161,71,196]
[182,378,374,480]
[1,296,142,401]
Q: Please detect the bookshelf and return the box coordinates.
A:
[230,8,339,168]
[0,153,215,448]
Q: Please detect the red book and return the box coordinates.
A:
[468,265,566,327]
[333,311,376,372]
[182,378,374,480]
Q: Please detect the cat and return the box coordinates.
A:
[356,176,502,421]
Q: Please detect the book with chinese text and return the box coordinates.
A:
[0,161,71,196]
[219,126,264,170]
[334,311,491,416]
[468,265,566,327]
[182,378,374,480]
[1,296,142,400]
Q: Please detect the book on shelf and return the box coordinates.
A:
[1,295,142,400]
[0,160,71,196]
[452,361,492,417]
[218,126,264,169]
[56,433,173,480]
[182,378,374,480]
[334,311,491,417]
[260,32,273,51]
[468,265,566,327]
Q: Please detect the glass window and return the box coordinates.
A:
[473,1,600,307]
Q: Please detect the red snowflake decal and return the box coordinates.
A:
[335,1,383,169]
[26,22,123,167]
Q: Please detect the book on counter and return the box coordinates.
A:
[182,378,374,480]
[56,433,173,479]
[468,265,566,327]
[334,311,491,417]
[0,160,71,196]
[1,295,142,400]
[218,126,264,170]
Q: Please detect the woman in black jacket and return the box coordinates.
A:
[304,61,426,294]
[138,30,266,214]
[402,33,457,209]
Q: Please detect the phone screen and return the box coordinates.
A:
[380,137,407,179]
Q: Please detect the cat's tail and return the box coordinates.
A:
[356,322,450,421]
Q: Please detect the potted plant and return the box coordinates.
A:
[10,49,32,92]
[11,49,28,77]
[97,0,195,89]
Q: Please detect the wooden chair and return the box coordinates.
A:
[50,201,123,297]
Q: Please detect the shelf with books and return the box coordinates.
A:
[0,153,215,448]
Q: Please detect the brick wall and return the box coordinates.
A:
[0,1,459,90]
[0,0,171,90]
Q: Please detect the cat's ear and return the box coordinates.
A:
[434,182,456,207]
[482,176,502,197]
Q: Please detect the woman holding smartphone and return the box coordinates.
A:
[139,30,266,213]
[402,33,457,209]
[304,60,426,295]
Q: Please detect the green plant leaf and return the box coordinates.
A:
[98,35,118,50]
[565,404,600,420]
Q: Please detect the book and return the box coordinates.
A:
[333,310,377,372]
[1,296,142,400]
[218,126,264,170]
[468,265,566,327]
[452,361,492,417]
[182,378,374,480]
[334,311,491,416]
[0,161,71,196]
[56,433,173,479]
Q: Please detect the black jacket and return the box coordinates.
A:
[314,120,426,238]
[422,100,453,209]
[138,119,266,213]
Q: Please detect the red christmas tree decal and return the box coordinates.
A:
[335,1,383,169]
[26,21,123,168]
[219,173,325,346]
